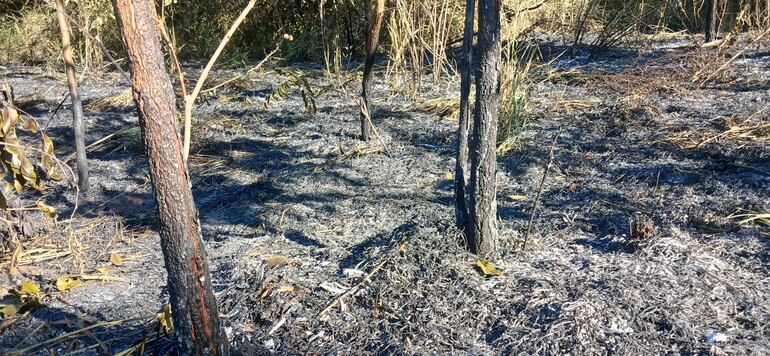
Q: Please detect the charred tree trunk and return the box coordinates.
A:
[111,0,228,354]
[359,0,385,141]
[455,0,476,230]
[705,0,718,42]
[54,0,89,192]
[466,0,500,256]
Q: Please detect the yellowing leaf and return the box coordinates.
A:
[158,304,173,333]
[21,118,38,134]
[56,276,83,292]
[1,105,19,135]
[475,258,503,277]
[21,281,39,295]
[41,134,60,180]
[110,252,123,266]
[274,285,295,293]
[506,194,527,201]
[0,300,20,318]
[444,172,454,181]
[36,201,57,218]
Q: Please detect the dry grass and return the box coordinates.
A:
[663,116,770,150]
[417,97,461,120]
[85,89,133,111]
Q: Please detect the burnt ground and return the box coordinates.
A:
[0,34,769,354]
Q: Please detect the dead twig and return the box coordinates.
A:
[358,98,392,157]
[63,127,133,164]
[201,43,282,95]
[522,126,561,250]
[695,27,770,86]
[318,258,390,317]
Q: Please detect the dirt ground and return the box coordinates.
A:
[0,33,769,354]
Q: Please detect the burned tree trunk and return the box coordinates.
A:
[455,0,476,230]
[466,0,500,256]
[111,0,228,354]
[54,0,89,192]
[359,0,385,141]
[704,0,718,42]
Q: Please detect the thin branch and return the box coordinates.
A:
[201,43,281,95]
[157,15,188,99]
[183,0,257,162]
[522,126,562,250]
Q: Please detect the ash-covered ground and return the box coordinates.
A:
[1,34,769,354]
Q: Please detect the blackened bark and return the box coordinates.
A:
[705,0,718,42]
[455,0,475,230]
[467,0,500,256]
[54,0,89,192]
[359,0,385,141]
[111,0,228,354]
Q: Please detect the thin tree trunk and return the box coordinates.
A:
[54,0,88,192]
[467,0,500,256]
[705,0,718,41]
[456,0,475,230]
[359,0,385,141]
[111,0,228,354]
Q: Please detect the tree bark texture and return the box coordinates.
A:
[467,0,500,256]
[359,0,385,141]
[705,0,718,42]
[111,0,228,354]
[455,0,475,230]
[54,0,89,192]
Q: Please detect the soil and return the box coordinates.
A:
[0,33,768,354]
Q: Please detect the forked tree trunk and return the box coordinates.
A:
[705,0,718,42]
[455,0,476,230]
[111,0,228,354]
[54,0,89,192]
[359,0,385,141]
[466,0,500,256]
